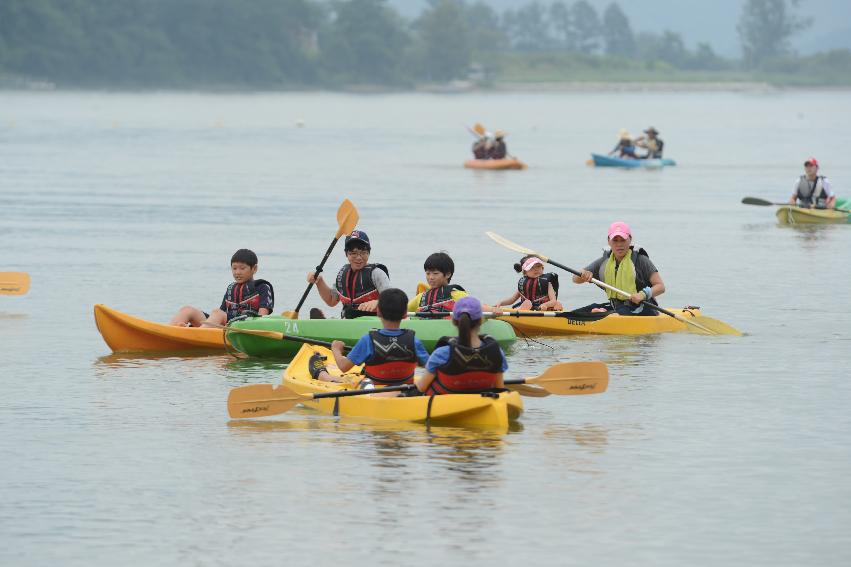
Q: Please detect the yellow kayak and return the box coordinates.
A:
[496,308,702,336]
[283,344,523,430]
[776,205,850,225]
[94,304,225,352]
[464,158,527,170]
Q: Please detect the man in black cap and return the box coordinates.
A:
[306,230,392,319]
[635,127,664,159]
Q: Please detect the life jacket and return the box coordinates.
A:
[517,273,558,309]
[489,140,507,159]
[426,335,503,395]
[417,284,465,313]
[223,279,274,321]
[472,140,488,159]
[334,263,389,319]
[362,329,418,385]
[594,248,658,307]
[796,175,827,207]
[647,138,664,158]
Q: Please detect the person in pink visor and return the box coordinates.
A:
[493,254,563,311]
[572,221,665,316]
[789,158,836,209]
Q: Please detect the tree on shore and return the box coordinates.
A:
[571,1,601,54]
[602,3,635,57]
[737,0,811,66]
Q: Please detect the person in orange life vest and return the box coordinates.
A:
[493,255,562,311]
[407,252,468,314]
[414,297,507,395]
[307,230,391,319]
[169,249,274,327]
[309,288,429,387]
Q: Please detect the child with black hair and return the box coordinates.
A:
[407,252,468,313]
[415,296,507,395]
[309,288,429,386]
[493,255,562,311]
[170,249,274,327]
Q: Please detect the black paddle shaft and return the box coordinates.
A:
[292,237,340,315]
[311,384,416,399]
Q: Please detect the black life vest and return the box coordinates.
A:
[490,140,507,159]
[426,335,503,395]
[334,263,389,319]
[223,279,274,321]
[517,273,558,308]
[472,140,488,159]
[363,329,418,385]
[417,284,465,313]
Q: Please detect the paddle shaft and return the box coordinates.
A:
[292,236,339,316]
[310,384,415,399]
[742,196,850,213]
[207,322,352,352]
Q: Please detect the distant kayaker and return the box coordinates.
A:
[415,297,507,395]
[307,230,390,319]
[493,255,562,311]
[790,157,836,209]
[170,248,274,327]
[408,252,468,314]
[471,137,488,159]
[309,288,429,387]
[489,130,508,160]
[609,129,637,159]
[634,127,664,159]
[572,222,665,316]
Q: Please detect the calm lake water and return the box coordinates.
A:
[1,89,850,566]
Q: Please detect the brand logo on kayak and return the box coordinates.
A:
[242,405,269,414]
[566,319,586,326]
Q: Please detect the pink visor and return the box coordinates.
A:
[608,221,631,240]
[522,257,545,271]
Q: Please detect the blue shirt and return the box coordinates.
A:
[347,329,430,366]
[425,344,509,374]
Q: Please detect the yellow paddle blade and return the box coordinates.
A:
[0,272,30,295]
[507,384,551,397]
[416,281,429,295]
[280,310,298,319]
[524,361,609,395]
[690,316,743,336]
[585,159,594,166]
[228,383,308,418]
[202,322,286,341]
[484,231,550,262]
[473,122,486,136]
[335,199,360,239]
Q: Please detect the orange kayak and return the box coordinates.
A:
[94,304,225,353]
[464,158,527,170]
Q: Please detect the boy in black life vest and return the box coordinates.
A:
[415,296,507,395]
[407,252,468,314]
[309,288,429,386]
[169,249,274,327]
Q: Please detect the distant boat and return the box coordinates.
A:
[590,153,676,168]
[464,158,527,170]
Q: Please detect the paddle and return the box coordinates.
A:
[227,360,609,418]
[282,199,359,319]
[485,231,742,336]
[742,196,851,213]
[202,321,351,352]
[0,272,30,295]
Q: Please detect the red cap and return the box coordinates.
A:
[804,157,819,167]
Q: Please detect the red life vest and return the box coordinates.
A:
[426,335,504,395]
[223,279,274,321]
[363,329,418,385]
[517,273,558,309]
[417,284,465,313]
[334,263,389,319]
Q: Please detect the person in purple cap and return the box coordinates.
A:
[307,229,391,319]
[572,221,665,316]
[414,297,507,395]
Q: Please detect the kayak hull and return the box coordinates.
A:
[284,344,523,429]
[464,158,527,170]
[227,315,517,359]
[591,153,676,168]
[496,308,702,336]
[94,304,225,352]
[776,205,850,225]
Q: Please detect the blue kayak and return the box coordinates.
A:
[591,153,676,168]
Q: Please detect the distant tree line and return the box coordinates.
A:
[0,0,844,88]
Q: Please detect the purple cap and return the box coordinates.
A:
[344,230,370,250]
[452,296,483,321]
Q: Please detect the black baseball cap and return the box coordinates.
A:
[344,230,370,250]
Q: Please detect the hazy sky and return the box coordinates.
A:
[388,0,851,56]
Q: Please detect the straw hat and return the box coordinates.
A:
[494,130,507,139]
[618,128,631,140]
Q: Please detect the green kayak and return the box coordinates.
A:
[226,316,517,359]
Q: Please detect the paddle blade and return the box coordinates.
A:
[507,384,551,397]
[524,361,609,395]
[690,316,743,336]
[0,272,30,295]
[335,199,360,239]
[484,231,549,262]
[473,123,486,136]
[227,383,307,418]
[281,310,298,319]
[585,159,594,166]
[741,197,774,206]
[416,281,429,295]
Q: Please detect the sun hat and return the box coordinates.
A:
[452,296,483,321]
[344,230,370,250]
[608,221,631,240]
[644,127,659,135]
[494,130,507,139]
[522,256,545,271]
[804,157,819,167]
[618,128,631,139]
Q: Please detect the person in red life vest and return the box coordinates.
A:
[169,248,274,327]
[415,297,507,395]
[493,255,563,311]
[407,252,468,314]
[306,230,391,319]
[308,289,429,389]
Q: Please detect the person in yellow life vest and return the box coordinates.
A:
[407,252,468,314]
[572,221,665,316]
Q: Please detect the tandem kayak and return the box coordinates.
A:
[496,308,702,336]
[776,205,850,225]
[590,153,676,168]
[94,304,225,353]
[283,344,523,429]
[464,158,527,170]
[227,315,517,359]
